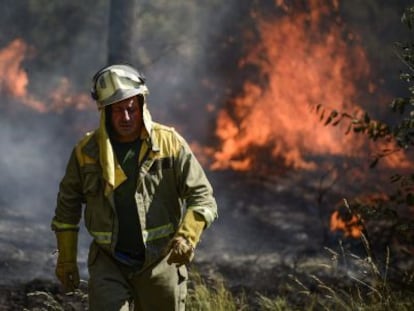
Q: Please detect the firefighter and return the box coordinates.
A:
[51,64,218,310]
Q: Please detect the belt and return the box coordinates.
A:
[114,250,144,268]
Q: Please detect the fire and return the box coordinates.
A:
[330,210,363,238]
[211,2,375,171]
[330,194,389,239]
[0,38,47,112]
[0,39,28,97]
[0,39,91,113]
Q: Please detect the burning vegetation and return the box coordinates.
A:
[0,0,413,310]
[0,39,90,114]
[330,210,363,238]
[210,1,373,172]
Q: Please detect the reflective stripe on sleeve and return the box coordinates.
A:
[52,220,79,231]
[188,206,217,228]
[143,223,174,243]
[90,231,112,244]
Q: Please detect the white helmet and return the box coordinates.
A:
[90,64,149,109]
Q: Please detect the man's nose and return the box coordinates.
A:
[122,110,131,121]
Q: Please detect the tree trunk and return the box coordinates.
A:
[107,0,137,65]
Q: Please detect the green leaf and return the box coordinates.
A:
[345,123,352,135]
[369,157,379,168]
[332,118,341,126]
[390,174,402,183]
[316,104,322,113]
[364,113,370,124]
[319,109,325,121]
[324,110,339,126]
[402,12,411,29]
[406,193,414,205]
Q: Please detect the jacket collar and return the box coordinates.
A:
[81,123,160,163]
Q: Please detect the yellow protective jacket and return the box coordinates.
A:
[52,105,217,270]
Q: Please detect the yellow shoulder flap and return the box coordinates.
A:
[151,123,183,158]
[74,131,97,167]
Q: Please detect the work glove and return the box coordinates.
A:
[55,231,80,292]
[167,209,206,265]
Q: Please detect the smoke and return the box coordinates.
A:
[0,119,56,216]
[0,1,240,283]
[129,1,239,141]
[0,1,412,283]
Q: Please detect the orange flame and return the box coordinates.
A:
[0,38,28,97]
[0,38,47,112]
[0,39,91,113]
[330,210,363,238]
[211,3,374,171]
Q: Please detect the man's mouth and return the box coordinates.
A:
[119,123,132,128]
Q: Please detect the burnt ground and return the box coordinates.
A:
[0,169,413,310]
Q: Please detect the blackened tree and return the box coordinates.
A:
[107,0,137,64]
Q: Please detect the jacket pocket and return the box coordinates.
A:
[177,264,188,310]
[82,164,101,196]
[88,242,100,267]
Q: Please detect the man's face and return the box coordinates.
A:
[110,96,143,142]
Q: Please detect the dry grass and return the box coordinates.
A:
[23,239,414,311]
[186,271,248,311]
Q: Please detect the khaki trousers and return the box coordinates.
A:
[88,248,187,311]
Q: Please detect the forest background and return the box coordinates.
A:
[0,1,413,310]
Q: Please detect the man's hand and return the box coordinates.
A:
[55,230,79,292]
[166,236,194,265]
[55,262,80,292]
[166,210,207,265]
